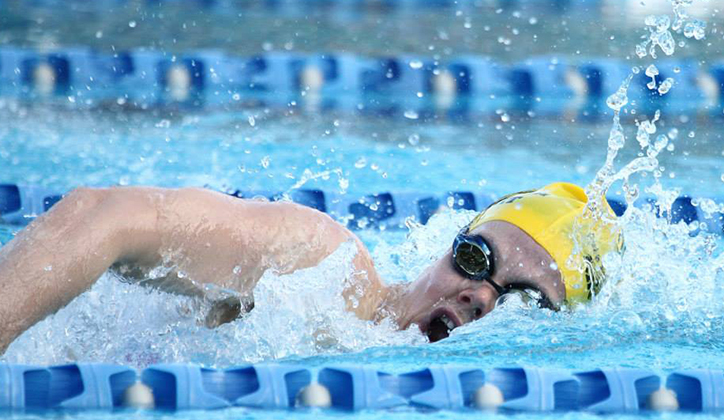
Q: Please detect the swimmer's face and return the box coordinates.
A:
[400,220,565,342]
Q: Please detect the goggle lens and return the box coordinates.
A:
[454,242,489,276]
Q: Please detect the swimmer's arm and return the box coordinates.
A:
[157,188,386,321]
[0,187,383,353]
[0,187,163,354]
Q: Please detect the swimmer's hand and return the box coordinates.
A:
[204,294,255,328]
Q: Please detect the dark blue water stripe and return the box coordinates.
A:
[1,184,721,234]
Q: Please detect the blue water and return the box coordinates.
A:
[1,104,724,419]
[2,0,724,419]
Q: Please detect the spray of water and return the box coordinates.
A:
[1,240,425,368]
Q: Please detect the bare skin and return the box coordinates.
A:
[0,187,564,354]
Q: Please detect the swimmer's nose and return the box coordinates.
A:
[457,286,496,321]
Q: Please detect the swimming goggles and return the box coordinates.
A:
[451,232,503,292]
[451,230,554,309]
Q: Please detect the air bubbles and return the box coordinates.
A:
[409,60,423,70]
[128,20,137,28]
[408,134,420,146]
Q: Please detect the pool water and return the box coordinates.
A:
[2,0,724,419]
[1,102,724,419]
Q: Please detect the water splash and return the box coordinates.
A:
[1,241,424,368]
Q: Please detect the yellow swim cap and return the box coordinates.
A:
[467,182,622,303]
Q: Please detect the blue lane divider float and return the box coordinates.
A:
[575,368,661,412]
[1,47,723,117]
[0,363,136,410]
[0,184,722,234]
[2,363,724,412]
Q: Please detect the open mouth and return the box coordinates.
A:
[425,308,461,343]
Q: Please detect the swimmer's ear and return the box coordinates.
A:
[204,294,254,328]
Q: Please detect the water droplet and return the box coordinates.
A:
[684,19,706,40]
[354,157,367,169]
[44,265,53,272]
[404,110,419,120]
[232,93,240,101]
[529,17,538,24]
[607,89,629,111]
[501,113,510,122]
[658,77,674,95]
[636,43,648,58]
[409,60,423,70]
[645,64,659,77]
[260,156,270,168]
[95,31,103,39]
[339,178,349,190]
[128,20,137,28]
[233,266,242,275]
[408,134,420,146]
[248,116,256,127]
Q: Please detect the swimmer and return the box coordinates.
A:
[0,183,621,354]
